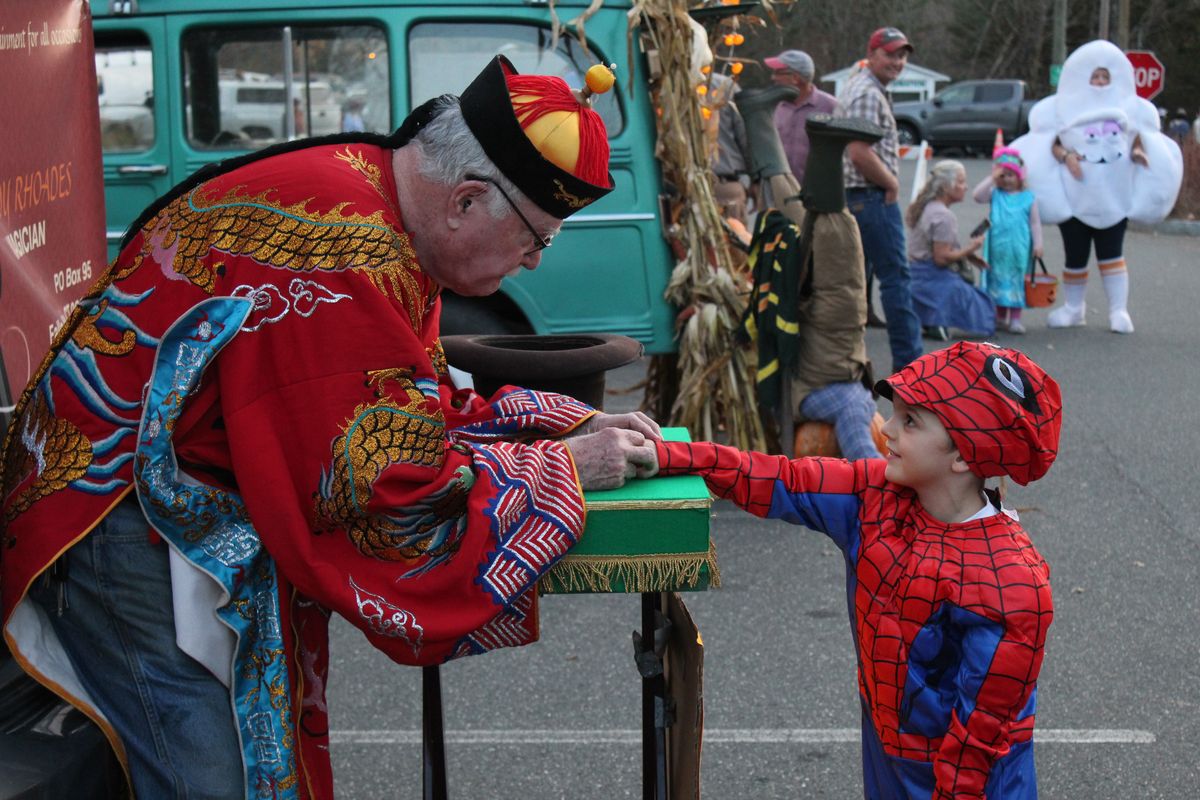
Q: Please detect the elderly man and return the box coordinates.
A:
[1,56,657,799]
[765,48,838,187]
[840,27,924,370]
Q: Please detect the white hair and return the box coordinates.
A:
[412,97,528,220]
[906,159,965,228]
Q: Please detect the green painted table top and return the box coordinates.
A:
[542,428,717,594]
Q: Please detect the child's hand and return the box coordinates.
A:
[1064,151,1084,180]
[968,234,985,253]
[1033,245,1044,259]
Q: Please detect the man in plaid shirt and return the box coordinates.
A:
[840,27,924,371]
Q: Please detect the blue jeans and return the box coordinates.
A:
[800,381,881,461]
[28,495,244,800]
[846,188,923,370]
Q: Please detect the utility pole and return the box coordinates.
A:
[1117,0,1130,49]
[1098,0,1110,40]
[1052,0,1067,86]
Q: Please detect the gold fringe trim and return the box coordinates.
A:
[542,541,720,594]
[587,497,711,512]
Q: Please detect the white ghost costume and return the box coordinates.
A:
[1014,40,1182,228]
[1010,40,1182,333]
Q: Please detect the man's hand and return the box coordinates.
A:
[847,140,899,203]
[571,411,663,441]
[883,174,900,205]
[565,428,659,490]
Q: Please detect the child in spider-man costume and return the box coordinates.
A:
[653,341,1062,799]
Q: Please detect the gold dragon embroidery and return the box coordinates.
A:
[334,147,389,200]
[427,341,449,379]
[2,389,93,523]
[71,298,138,357]
[314,370,472,563]
[113,154,427,329]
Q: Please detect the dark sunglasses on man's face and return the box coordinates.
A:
[464,174,553,255]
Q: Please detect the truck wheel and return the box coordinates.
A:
[897,123,919,146]
[439,293,533,336]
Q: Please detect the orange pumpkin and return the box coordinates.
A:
[794,412,888,458]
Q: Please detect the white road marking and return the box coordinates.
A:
[329,728,1155,745]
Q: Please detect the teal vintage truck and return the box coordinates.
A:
[92,0,678,351]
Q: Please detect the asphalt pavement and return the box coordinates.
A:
[326,158,1200,798]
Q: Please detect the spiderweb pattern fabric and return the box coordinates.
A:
[880,342,1062,486]
[656,440,1053,798]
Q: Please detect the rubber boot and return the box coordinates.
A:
[736,84,800,180]
[801,114,884,213]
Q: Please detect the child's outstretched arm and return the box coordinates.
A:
[655,440,864,549]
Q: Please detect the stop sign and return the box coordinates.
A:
[1126,50,1165,100]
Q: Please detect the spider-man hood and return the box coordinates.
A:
[876,342,1062,485]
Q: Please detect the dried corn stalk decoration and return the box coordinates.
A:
[627,0,767,452]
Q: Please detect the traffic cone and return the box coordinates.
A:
[993,128,1005,156]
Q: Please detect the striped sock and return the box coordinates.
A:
[1061,267,1088,310]
[1099,258,1128,315]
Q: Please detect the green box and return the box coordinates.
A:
[541,428,717,594]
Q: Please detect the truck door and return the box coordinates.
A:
[925,82,977,145]
[94,19,172,262]
[970,82,1018,145]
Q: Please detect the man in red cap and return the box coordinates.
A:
[649,341,1062,799]
[1,55,658,798]
[840,27,924,372]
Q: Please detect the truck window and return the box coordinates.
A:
[935,83,974,105]
[96,35,155,153]
[409,23,623,137]
[976,83,1015,104]
[181,23,390,149]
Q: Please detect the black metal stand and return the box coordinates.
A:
[421,593,677,800]
[422,665,448,800]
[636,592,672,800]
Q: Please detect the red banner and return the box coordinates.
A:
[0,0,105,412]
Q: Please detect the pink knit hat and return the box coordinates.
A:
[993,146,1025,180]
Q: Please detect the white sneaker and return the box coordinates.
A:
[1109,309,1134,334]
[1047,303,1086,328]
[1008,319,1026,334]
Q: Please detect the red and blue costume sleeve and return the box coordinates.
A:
[656,440,1053,799]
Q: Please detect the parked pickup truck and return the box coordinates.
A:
[893,80,1036,152]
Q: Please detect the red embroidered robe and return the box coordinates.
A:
[1,142,593,798]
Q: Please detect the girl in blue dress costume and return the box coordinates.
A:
[973,147,1043,334]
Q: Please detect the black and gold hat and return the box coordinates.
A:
[459,55,615,220]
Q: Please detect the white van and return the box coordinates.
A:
[217,74,341,141]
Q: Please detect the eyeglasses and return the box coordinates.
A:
[464,173,554,255]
